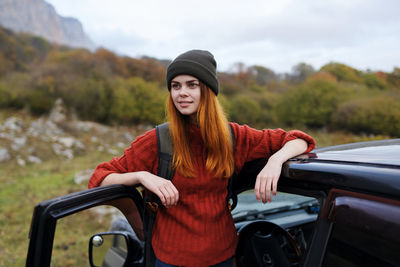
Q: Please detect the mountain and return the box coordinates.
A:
[0,0,94,50]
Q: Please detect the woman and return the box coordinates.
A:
[89,50,316,267]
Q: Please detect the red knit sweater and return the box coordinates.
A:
[89,123,315,266]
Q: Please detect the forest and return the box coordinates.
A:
[1,26,399,137]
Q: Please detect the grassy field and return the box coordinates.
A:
[0,149,115,266]
[0,121,391,266]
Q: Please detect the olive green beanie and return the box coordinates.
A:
[166,49,219,95]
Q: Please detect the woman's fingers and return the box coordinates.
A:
[254,175,261,202]
[140,172,179,207]
[272,176,279,196]
[159,181,179,207]
[265,177,273,203]
[255,159,283,203]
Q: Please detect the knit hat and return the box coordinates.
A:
[166,50,219,95]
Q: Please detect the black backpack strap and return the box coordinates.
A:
[156,122,175,181]
[143,123,175,205]
[226,124,238,211]
[144,122,174,267]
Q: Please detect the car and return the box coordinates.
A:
[26,139,400,267]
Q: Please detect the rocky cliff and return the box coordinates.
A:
[0,0,94,50]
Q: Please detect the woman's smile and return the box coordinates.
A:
[178,100,193,108]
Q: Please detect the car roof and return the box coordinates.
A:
[283,139,400,199]
[310,139,400,167]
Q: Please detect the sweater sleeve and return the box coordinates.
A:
[88,128,159,188]
[230,122,316,172]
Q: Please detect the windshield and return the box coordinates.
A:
[232,190,319,221]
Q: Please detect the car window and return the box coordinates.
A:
[232,190,320,224]
[50,197,142,266]
[233,190,321,266]
[322,195,400,267]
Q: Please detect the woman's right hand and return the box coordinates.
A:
[138,171,179,208]
[101,171,179,208]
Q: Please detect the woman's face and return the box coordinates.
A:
[170,75,201,119]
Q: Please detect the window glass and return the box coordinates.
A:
[322,222,399,266]
[233,190,320,256]
[50,197,142,266]
[233,190,319,223]
[322,196,400,267]
[50,206,118,266]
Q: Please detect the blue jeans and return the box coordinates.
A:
[155,257,233,267]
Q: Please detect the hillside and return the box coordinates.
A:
[0,0,94,49]
[0,99,150,166]
[0,25,399,137]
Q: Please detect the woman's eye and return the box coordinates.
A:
[171,83,181,89]
[188,83,199,88]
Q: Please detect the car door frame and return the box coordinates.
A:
[26,184,143,267]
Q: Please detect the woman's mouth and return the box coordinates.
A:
[178,101,192,108]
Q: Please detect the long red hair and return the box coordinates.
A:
[167,82,234,178]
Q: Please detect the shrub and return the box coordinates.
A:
[229,94,261,125]
[276,79,348,128]
[362,72,388,90]
[321,62,363,83]
[76,78,114,122]
[110,77,166,125]
[27,88,55,115]
[332,96,400,137]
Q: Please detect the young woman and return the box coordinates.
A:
[89,50,316,267]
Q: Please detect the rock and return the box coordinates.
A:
[11,136,27,151]
[74,121,110,134]
[74,140,85,150]
[3,117,23,132]
[49,98,67,123]
[123,132,134,141]
[74,169,94,184]
[0,0,95,49]
[27,155,42,164]
[0,148,11,162]
[57,137,75,148]
[28,118,64,137]
[116,142,126,148]
[17,157,26,166]
[52,143,73,159]
[107,148,119,155]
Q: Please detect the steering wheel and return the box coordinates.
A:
[236,221,301,267]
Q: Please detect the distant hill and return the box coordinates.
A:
[0,0,94,50]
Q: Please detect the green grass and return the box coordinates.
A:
[309,129,390,149]
[0,150,120,267]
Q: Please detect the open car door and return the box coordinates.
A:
[26,184,145,267]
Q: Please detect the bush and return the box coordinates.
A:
[27,88,55,115]
[110,77,166,125]
[321,62,363,83]
[74,78,114,122]
[332,96,400,137]
[276,79,349,128]
[362,72,388,90]
[229,94,261,125]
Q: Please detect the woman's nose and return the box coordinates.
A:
[178,86,189,95]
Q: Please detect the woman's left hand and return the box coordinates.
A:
[254,156,284,203]
[254,139,309,203]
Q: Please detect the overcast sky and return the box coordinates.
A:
[46,0,399,74]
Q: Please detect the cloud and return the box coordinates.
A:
[46,0,400,73]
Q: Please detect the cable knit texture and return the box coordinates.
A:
[88,123,316,266]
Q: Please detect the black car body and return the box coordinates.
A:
[26,139,400,267]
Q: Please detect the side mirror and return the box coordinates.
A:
[89,232,143,267]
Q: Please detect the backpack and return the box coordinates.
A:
[143,122,236,267]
